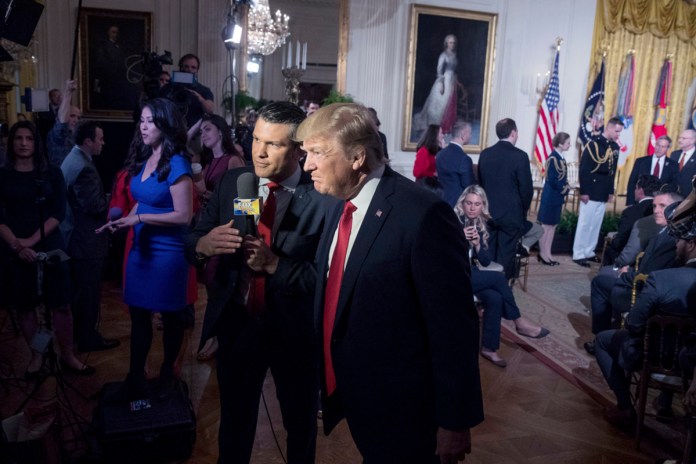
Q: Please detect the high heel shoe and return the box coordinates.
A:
[537,255,556,266]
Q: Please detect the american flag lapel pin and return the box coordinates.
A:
[375,209,383,218]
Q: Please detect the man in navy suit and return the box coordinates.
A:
[671,129,696,197]
[477,118,533,279]
[625,135,678,205]
[185,102,333,464]
[298,103,483,464]
[593,202,696,427]
[436,120,474,207]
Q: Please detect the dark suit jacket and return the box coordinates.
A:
[436,142,475,207]
[478,140,533,228]
[185,166,333,347]
[610,198,654,253]
[579,135,619,202]
[670,149,696,197]
[59,146,108,260]
[625,156,678,205]
[316,166,483,460]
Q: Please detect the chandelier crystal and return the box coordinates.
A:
[246,0,290,56]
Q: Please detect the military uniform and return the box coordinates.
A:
[573,135,619,261]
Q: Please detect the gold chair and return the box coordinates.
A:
[633,314,696,449]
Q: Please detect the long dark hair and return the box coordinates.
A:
[125,98,188,182]
[417,124,441,155]
[4,121,46,171]
[199,114,241,167]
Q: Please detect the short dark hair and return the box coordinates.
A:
[552,132,570,148]
[657,135,672,146]
[495,118,517,139]
[607,117,624,127]
[74,120,102,146]
[178,53,200,70]
[636,174,661,197]
[258,101,306,141]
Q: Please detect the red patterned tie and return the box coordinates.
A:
[680,153,686,172]
[247,182,280,316]
[323,201,357,396]
[653,160,660,178]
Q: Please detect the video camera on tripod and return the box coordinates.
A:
[140,50,173,100]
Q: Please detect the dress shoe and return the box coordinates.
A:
[604,405,636,428]
[78,338,120,352]
[588,255,602,263]
[516,244,529,257]
[516,327,550,339]
[573,259,591,268]
[480,350,507,367]
[537,255,555,266]
[583,341,596,355]
[59,359,96,376]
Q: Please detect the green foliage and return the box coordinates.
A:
[221,91,267,115]
[556,210,578,234]
[600,212,621,235]
[321,89,354,105]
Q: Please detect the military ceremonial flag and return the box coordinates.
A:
[648,59,672,154]
[578,60,605,148]
[615,52,636,167]
[533,49,560,170]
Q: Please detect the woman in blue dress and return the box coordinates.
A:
[99,98,193,396]
[537,132,570,266]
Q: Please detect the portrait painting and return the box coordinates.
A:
[79,8,152,119]
[403,5,497,153]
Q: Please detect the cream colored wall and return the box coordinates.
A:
[343,0,597,178]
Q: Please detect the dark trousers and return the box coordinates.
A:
[595,329,632,409]
[216,306,318,464]
[129,306,186,379]
[472,269,521,351]
[488,223,522,280]
[590,272,621,334]
[71,258,104,347]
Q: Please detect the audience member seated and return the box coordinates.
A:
[593,200,696,428]
[455,185,549,368]
[603,174,661,266]
[584,190,683,355]
[47,79,81,168]
[0,121,93,378]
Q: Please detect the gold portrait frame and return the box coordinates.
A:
[403,5,496,153]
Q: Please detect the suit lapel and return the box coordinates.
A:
[274,176,312,250]
[332,171,395,331]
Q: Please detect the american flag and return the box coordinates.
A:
[534,51,560,171]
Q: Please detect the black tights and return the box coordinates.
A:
[128,306,186,380]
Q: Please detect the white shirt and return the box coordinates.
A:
[650,156,665,178]
[327,165,385,271]
[679,148,695,166]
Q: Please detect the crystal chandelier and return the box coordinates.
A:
[246,0,290,56]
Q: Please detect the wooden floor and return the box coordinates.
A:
[0,277,687,463]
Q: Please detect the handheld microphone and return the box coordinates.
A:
[234,172,261,236]
[108,207,123,221]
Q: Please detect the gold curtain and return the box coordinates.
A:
[590,0,696,194]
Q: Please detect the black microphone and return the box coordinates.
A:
[108,207,123,221]
[235,172,260,236]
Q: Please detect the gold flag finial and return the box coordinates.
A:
[555,37,564,51]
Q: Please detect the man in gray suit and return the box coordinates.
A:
[61,120,119,353]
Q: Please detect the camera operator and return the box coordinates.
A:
[160,54,214,128]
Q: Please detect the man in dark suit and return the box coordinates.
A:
[36,88,61,149]
[602,174,660,266]
[298,103,483,464]
[60,120,119,353]
[593,206,696,426]
[185,102,332,464]
[583,191,682,355]
[625,135,678,205]
[573,117,624,267]
[670,129,696,197]
[436,120,474,207]
[477,118,533,279]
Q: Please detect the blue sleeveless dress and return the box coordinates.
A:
[124,154,192,311]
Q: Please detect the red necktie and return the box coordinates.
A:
[247,182,280,316]
[652,159,660,178]
[680,153,686,171]
[323,201,357,396]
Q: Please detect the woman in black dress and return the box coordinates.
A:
[0,121,93,378]
[537,132,571,265]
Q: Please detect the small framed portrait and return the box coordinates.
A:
[78,8,152,119]
[403,5,497,153]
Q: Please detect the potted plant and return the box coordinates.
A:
[551,210,577,254]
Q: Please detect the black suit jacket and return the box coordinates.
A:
[315,166,483,459]
[670,149,696,197]
[625,156,678,205]
[579,135,619,202]
[185,166,333,347]
[478,140,533,228]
